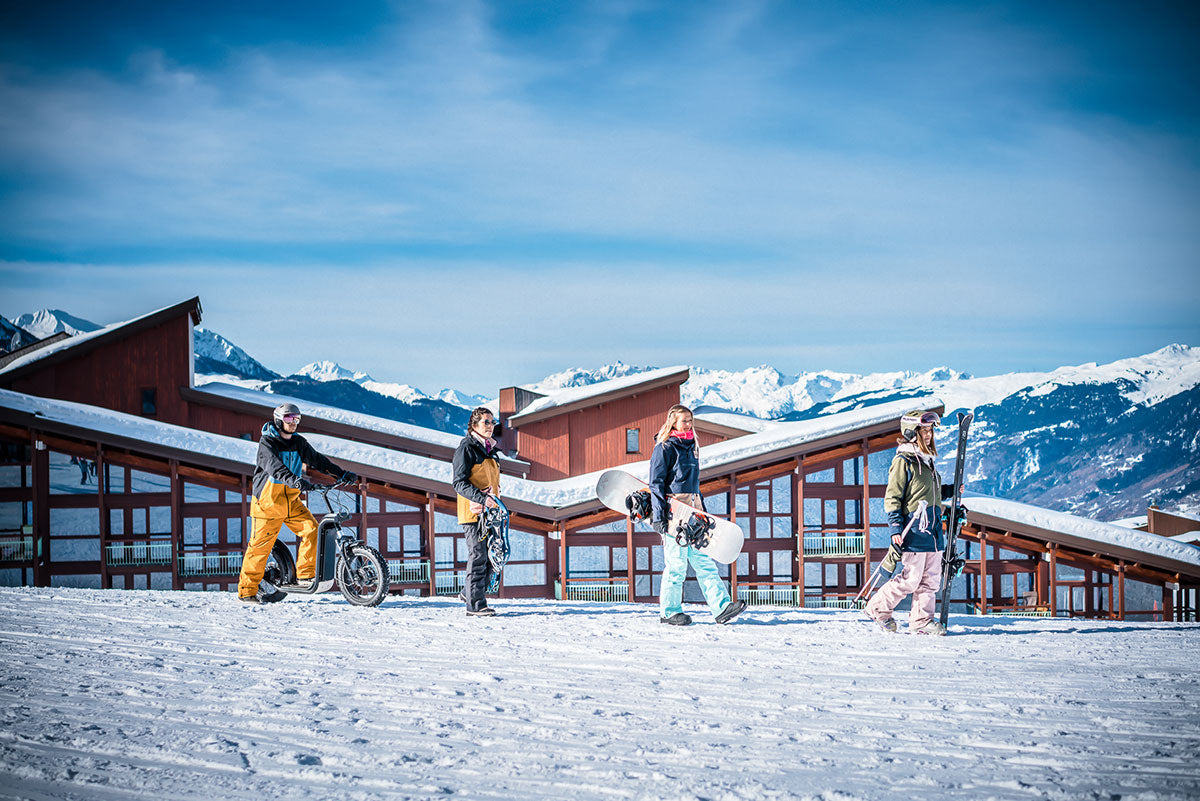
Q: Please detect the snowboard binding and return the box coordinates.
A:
[625,489,652,521]
[676,513,716,550]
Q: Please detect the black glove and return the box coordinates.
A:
[651,519,669,536]
[340,470,359,485]
[298,478,317,492]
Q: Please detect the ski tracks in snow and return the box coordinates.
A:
[1,588,1199,800]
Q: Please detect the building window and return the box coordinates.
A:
[626,428,640,454]
[140,388,157,416]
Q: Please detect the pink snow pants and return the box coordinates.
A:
[865,550,943,627]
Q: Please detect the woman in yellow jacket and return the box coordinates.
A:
[452,407,502,617]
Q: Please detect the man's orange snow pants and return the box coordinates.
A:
[238,491,319,597]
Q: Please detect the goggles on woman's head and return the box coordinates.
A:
[901,411,941,428]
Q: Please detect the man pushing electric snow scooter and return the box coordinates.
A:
[237,402,387,607]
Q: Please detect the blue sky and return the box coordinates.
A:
[1,1,1197,395]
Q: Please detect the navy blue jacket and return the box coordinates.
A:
[648,435,702,525]
[894,509,946,552]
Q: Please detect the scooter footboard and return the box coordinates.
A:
[317,518,341,582]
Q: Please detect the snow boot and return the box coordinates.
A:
[257,580,287,603]
[660,612,692,626]
[715,599,747,624]
[238,594,263,605]
[466,607,497,617]
[912,620,947,636]
[294,577,318,592]
[864,609,897,632]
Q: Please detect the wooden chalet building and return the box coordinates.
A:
[1,296,1197,621]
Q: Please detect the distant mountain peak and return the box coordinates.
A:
[193,327,279,382]
[14,309,100,339]
[294,360,373,383]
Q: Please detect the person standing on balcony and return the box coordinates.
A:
[864,410,958,635]
[237,402,358,604]
[648,404,746,626]
[453,407,502,617]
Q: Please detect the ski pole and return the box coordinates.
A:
[854,500,928,605]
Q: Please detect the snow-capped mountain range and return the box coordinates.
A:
[15,308,1200,519]
[292,360,489,408]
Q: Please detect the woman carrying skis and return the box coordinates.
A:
[648,404,746,626]
[452,407,502,617]
[864,410,958,635]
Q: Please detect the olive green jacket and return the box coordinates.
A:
[884,444,946,517]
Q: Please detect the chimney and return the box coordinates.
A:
[497,386,544,454]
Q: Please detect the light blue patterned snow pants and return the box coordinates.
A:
[659,533,731,619]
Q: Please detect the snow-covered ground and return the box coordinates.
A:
[2,589,1199,800]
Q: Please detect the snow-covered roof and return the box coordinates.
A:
[692,406,780,434]
[0,388,256,467]
[509,365,689,422]
[1110,515,1149,529]
[0,387,933,515]
[191,381,531,466]
[192,381,463,449]
[1170,531,1200,544]
[0,298,201,378]
[965,494,1200,571]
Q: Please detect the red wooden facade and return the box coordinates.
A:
[499,371,693,481]
[1,299,200,423]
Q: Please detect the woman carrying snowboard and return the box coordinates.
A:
[648,404,746,626]
[452,407,503,617]
[864,410,958,635]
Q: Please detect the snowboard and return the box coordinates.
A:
[595,469,745,564]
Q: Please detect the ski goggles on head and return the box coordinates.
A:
[280,413,301,424]
[901,411,941,428]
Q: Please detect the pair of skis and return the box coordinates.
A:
[938,411,973,628]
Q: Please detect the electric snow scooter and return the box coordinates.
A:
[263,482,391,607]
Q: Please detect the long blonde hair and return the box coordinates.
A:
[655,404,698,454]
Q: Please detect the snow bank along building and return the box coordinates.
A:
[1,297,1197,621]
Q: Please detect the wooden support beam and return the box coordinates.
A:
[728,473,739,600]
[97,443,109,589]
[1049,544,1058,617]
[565,508,626,532]
[626,516,635,602]
[101,449,173,475]
[176,464,243,489]
[32,432,96,459]
[860,440,871,592]
[170,459,183,591]
[793,456,803,593]
[364,481,428,508]
[31,432,49,587]
[425,492,437,598]
[359,476,369,550]
[979,528,989,614]
[0,422,32,441]
[558,524,567,597]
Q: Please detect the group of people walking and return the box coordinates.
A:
[236,401,958,635]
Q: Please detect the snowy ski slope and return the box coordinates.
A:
[2,588,1199,800]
